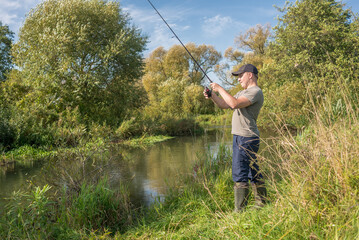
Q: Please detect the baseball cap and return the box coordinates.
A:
[232,64,258,76]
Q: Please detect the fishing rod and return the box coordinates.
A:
[146,0,212,97]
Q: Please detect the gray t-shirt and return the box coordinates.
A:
[231,86,263,137]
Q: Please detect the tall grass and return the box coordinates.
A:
[261,86,359,238]
[0,179,134,239]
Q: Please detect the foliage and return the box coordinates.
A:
[115,117,144,139]
[1,180,133,239]
[182,84,214,115]
[115,114,204,141]
[269,0,357,84]
[0,21,13,82]
[121,135,173,147]
[0,108,15,151]
[1,103,88,149]
[259,88,359,239]
[0,0,151,150]
[195,113,231,126]
[11,0,147,126]
[66,180,132,232]
[50,107,87,147]
[260,0,359,128]
[2,185,56,239]
[142,43,221,118]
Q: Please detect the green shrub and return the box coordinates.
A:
[51,107,87,147]
[1,180,133,239]
[2,185,57,239]
[67,180,132,232]
[115,118,143,139]
[161,117,204,136]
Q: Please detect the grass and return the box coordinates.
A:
[0,179,134,239]
[120,135,174,148]
[1,145,54,165]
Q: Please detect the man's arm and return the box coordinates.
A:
[209,83,252,109]
[210,93,231,109]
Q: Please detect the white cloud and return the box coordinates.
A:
[123,4,189,54]
[123,4,159,26]
[202,15,249,38]
[0,0,21,9]
[149,24,177,50]
[0,13,18,25]
[202,15,232,36]
[0,0,42,25]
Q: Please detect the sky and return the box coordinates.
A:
[1,0,359,57]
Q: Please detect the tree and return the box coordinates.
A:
[261,0,359,128]
[267,0,358,91]
[0,21,14,82]
[142,43,221,117]
[235,24,271,56]
[11,0,147,125]
[215,24,271,87]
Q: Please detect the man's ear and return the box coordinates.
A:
[248,72,253,79]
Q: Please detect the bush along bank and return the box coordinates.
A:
[0,109,204,164]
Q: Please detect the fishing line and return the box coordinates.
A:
[146,0,214,95]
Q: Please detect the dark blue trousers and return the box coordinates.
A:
[232,135,263,183]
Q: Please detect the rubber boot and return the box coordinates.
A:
[251,181,267,208]
[234,182,250,212]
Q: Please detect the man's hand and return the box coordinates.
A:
[210,82,224,93]
[203,87,212,98]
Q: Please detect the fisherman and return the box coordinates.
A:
[203,64,267,211]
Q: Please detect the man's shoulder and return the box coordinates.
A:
[247,86,262,93]
[234,86,263,98]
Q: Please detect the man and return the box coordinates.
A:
[203,63,267,211]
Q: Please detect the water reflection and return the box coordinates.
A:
[0,161,43,212]
[113,127,233,205]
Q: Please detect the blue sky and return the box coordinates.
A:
[1,0,359,57]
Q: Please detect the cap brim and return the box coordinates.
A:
[232,71,242,76]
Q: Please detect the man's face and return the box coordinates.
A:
[238,72,250,89]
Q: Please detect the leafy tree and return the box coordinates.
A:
[261,0,359,128]
[235,23,271,56]
[143,43,221,117]
[267,0,358,89]
[0,21,14,82]
[0,22,15,149]
[215,24,271,87]
[11,0,147,125]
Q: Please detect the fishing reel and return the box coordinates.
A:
[205,87,212,98]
